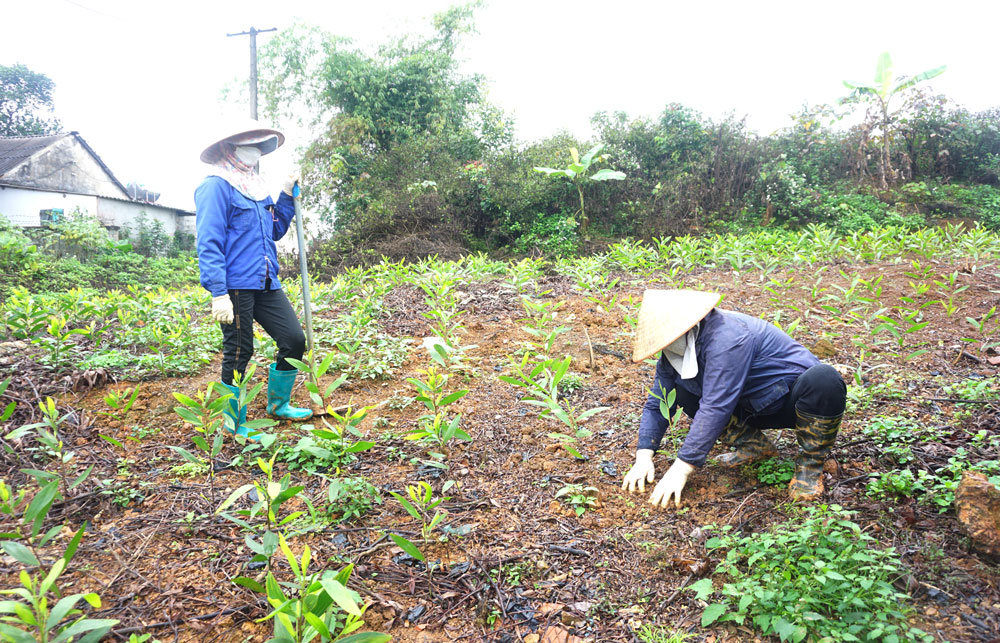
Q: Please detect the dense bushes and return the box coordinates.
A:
[258,16,1000,263]
[121,212,195,258]
[0,213,197,295]
[303,98,1000,266]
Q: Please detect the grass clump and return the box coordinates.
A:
[635,625,692,642]
[690,504,931,643]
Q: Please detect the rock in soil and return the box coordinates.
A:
[810,338,837,358]
[955,471,1000,560]
[404,604,426,623]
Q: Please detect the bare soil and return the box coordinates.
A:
[3,260,1000,643]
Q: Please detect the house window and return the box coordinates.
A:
[39,208,64,225]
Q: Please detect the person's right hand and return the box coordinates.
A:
[212,295,234,324]
[622,449,656,493]
[282,171,301,196]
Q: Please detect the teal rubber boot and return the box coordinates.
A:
[220,382,255,440]
[267,364,313,421]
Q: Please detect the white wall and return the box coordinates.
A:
[96,198,190,237]
[0,186,192,239]
[0,185,99,227]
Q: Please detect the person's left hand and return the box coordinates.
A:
[282,171,302,196]
[649,459,695,509]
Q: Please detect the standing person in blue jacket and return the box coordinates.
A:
[194,121,313,439]
[622,290,847,504]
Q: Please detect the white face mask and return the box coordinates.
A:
[234,145,262,165]
[664,334,687,356]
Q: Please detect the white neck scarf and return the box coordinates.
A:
[205,145,270,201]
[663,323,700,379]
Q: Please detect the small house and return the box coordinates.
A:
[0,132,194,237]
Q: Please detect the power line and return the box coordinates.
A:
[227,27,277,121]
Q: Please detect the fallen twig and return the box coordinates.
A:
[583,327,596,370]
[832,473,878,489]
[953,348,982,365]
[662,573,694,605]
[725,489,759,522]
[547,544,592,557]
[108,605,252,637]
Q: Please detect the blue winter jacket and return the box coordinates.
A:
[194,176,296,296]
[638,309,820,467]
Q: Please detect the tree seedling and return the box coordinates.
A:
[534,144,626,236]
[286,351,349,408]
[233,534,389,643]
[555,483,599,516]
[501,354,608,459]
[7,398,93,500]
[98,385,140,420]
[217,453,306,572]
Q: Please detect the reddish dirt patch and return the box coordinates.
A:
[2,261,999,642]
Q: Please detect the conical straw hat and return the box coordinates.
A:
[632,289,722,363]
[200,119,285,163]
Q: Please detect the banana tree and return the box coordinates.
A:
[842,52,945,189]
[534,144,625,238]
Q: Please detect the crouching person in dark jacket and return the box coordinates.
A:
[621,290,846,506]
[194,121,313,440]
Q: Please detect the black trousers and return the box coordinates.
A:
[220,288,306,385]
[673,364,847,429]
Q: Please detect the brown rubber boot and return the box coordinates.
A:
[789,409,841,501]
[716,415,778,467]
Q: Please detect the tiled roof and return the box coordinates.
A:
[0,133,66,175]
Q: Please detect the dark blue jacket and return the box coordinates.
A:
[638,309,820,467]
[194,176,296,296]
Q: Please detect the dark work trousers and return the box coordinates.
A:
[220,288,306,385]
[671,364,847,428]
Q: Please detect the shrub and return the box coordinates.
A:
[18,252,196,294]
[509,211,579,257]
[32,207,112,260]
[691,504,931,643]
[324,476,381,523]
[951,183,1000,229]
[278,434,356,472]
[122,212,171,257]
[757,156,822,227]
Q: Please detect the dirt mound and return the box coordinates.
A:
[371,231,469,263]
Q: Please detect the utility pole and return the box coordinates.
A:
[227,27,277,120]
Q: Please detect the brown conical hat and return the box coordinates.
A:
[632,289,722,363]
[200,119,285,164]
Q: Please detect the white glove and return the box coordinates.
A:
[622,449,656,493]
[649,459,696,509]
[212,295,234,324]
[282,171,301,196]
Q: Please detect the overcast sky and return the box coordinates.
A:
[2,0,997,209]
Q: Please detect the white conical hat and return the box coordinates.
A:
[200,120,285,163]
[632,289,722,363]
